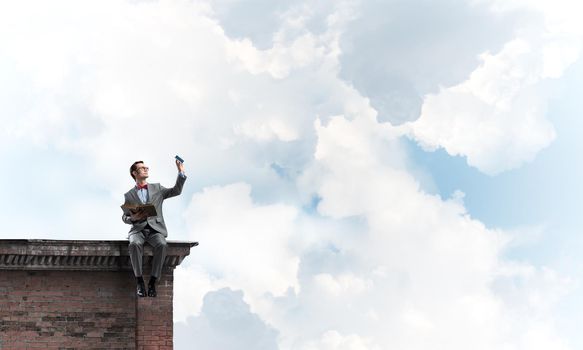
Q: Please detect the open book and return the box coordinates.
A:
[120,203,157,217]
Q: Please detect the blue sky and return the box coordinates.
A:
[1,0,583,349]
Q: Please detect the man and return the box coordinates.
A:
[122,159,186,297]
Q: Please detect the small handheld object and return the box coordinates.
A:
[175,155,184,163]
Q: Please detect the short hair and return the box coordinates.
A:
[130,161,144,180]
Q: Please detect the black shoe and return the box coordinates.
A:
[147,283,157,297]
[137,281,147,297]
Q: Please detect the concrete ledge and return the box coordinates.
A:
[0,239,198,271]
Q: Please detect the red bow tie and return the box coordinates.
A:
[137,183,148,190]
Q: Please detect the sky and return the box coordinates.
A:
[1,0,582,349]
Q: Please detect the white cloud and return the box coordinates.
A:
[407,39,556,174]
[0,0,366,236]
[337,0,518,124]
[174,264,219,322]
[280,114,571,349]
[175,287,279,350]
[234,118,299,142]
[302,330,381,350]
[226,34,323,79]
[183,182,300,299]
[407,0,583,174]
[312,273,372,297]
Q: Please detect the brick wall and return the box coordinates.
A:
[0,270,137,348]
[0,240,195,350]
[136,272,174,350]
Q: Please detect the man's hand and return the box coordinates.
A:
[176,159,185,173]
[130,208,149,222]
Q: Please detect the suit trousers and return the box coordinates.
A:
[128,226,167,279]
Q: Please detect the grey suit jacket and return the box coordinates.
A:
[122,174,187,238]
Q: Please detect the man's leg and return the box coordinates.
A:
[146,232,167,279]
[128,232,146,297]
[145,232,167,297]
[128,232,146,277]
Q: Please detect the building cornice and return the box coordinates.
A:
[0,239,197,271]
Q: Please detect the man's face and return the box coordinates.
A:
[134,164,149,180]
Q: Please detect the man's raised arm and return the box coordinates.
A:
[161,159,187,199]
